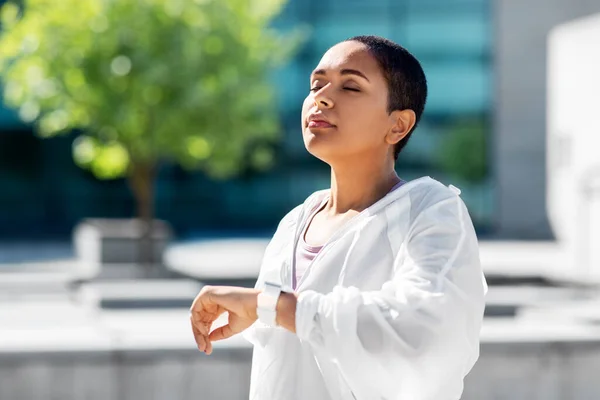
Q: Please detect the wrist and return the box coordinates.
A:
[276,291,298,333]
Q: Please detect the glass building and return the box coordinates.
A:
[0,0,493,239]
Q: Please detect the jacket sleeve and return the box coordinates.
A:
[294,192,487,400]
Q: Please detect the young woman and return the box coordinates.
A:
[190,35,487,400]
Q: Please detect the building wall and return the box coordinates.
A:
[494,0,600,238]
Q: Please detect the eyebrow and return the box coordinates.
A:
[311,68,370,82]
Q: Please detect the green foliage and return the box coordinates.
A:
[0,0,302,179]
[437,118,489,184]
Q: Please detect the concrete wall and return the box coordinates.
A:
[0,348,252,400]
[465,341,600,400]
[494,0,600,238]
[2,340,600,400]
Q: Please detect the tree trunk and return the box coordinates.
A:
[128,162,156,278]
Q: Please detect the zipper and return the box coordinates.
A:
[337,362,358,400]
[286,202,311,289]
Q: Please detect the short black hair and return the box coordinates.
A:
[345,36,428,160]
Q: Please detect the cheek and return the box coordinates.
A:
[340,108,388,146]
[338,104,372,131]
[301,96,314,121]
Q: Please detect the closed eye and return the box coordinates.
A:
[310,86,360,92]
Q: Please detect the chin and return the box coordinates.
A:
[303,138,335,164]
[302,126,342,161]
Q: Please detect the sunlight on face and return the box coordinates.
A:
[301,41,393,164]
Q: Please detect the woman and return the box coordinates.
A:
[190,35,487,400]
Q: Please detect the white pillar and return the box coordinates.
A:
[547,13,600,278]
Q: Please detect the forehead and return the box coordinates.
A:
[313,41,383,79]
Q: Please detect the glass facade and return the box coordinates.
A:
[0,0,493,238]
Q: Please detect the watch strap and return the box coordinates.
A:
[257,281,282,326]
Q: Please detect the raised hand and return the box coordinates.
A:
[189,285,260,354]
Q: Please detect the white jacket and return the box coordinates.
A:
[243,176,487,400]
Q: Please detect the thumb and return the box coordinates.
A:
[209,324,235,342]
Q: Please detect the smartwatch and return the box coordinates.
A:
[257,281,283,326]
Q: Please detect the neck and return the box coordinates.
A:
[326,156,400,215]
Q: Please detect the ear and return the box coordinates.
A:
[386,109,416,145]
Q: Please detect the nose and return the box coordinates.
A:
[313,86,334,109]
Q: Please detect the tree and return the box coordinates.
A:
[0,0,301,225]
[437,117,489,184]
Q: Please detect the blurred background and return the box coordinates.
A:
[1,0,600,399]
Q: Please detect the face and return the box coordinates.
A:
[301,41,399,164]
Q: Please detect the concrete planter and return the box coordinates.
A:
[73,218,173,280]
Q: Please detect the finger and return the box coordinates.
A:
[189,292,211,336]
[190,315,207,352]
[190,316,205,351]
[189,285,210,312]
[209,324,235,342]
[205,339,213,355]
[190,311,210,336]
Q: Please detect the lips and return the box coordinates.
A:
[308,120,334,128]
[306,114,335,129]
